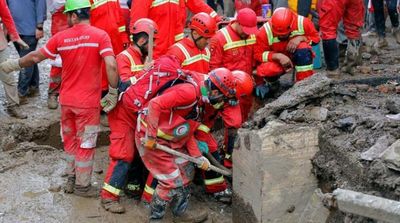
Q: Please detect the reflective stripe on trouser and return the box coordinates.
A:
[61,105,100,187]
[142,174,158,203]
[203,151,227,193]
[138,143,195,201]
[292,45,314,82]
[101,160,129,199]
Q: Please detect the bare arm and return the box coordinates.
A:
[19,50,47,68]
[104,56,118,88]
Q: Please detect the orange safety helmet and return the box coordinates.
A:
[189,12,217,38]
[232,70,254,97]
[208,68,236,97]
[131,18,159,36]
[271,7,294,36]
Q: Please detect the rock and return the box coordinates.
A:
[362,52,372,60]
[0,135,16,151]
[377,84,394,94]
[385,99,400,114]
[308,107,328,121]
[356,84,370,91]
[48,185,61,193]
[396,86,400,94]
[360,135,396,161]
[337,117,356,130]
[381,140,400,172]
[253,73,332,126]
[279,110,290,121]
[358,66,372,74]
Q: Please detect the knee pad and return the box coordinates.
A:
[293,48,313,66]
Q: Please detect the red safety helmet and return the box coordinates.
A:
[132,18,159,36]
[271,7,294,36]
[189,12,217,38]
[208,68,236,97]
[232,70,254,97]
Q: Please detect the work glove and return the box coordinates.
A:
[197,141,209,155]
[0,59,22,74]
[255,83,270,100]
[197,156,210,171]
[143,136,157,150]
[100,86,119,113]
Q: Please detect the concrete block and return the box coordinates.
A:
[381,140,400,172]
[234,120,320,223]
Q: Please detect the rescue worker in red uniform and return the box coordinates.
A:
[254,7,320,98]
[90,0,130,126]
[47,0,69,109]
[141,13,234,204]
[100,18,158,213]
[138,68,237,222]
[0,0,119,197]
[209,8,258,167]
[130,0,218,59]
[318,0,364,77]
[166,12,216,73]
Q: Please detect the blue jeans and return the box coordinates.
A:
[372,0,399,37]
[13,35,39,96]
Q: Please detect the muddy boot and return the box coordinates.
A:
[373,37,388,49]
[28,86,39,97]
[19,95,28,105]
[171,187,208,223]
[393,27,400,44]
[149,193,168,220]
[343,39,362,75]
[64,176,75,194]
[101,198,126,213]
[326,69,341,79]
[338,42,348,65]
[47,94,58,110]
[73,184,99,198]
[172,209,208,223]
[213,188,232,204]
[6,104,27,119]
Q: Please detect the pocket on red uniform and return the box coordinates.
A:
[109,132,134,162]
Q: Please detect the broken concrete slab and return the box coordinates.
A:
[381,140,400,172]
[252,73,332,126]
[360,135,396,161]
[333,189,400,223]
[297,189,330,223]
[234,120,319,223]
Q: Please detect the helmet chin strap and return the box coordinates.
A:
[191,30,203,49]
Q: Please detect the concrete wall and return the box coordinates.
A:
[234,120,320,223]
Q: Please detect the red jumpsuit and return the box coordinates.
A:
[209,24,255,166]
[135,83,203,202]
[101,46,144,201]
[210,24,256,119]
[90,0,130,90]
[116,46,144,81]
[166,37,210,73]
[318,0,364,40]
[254,14,320,82]
[48,6,68,97]
[130,0,217,59]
